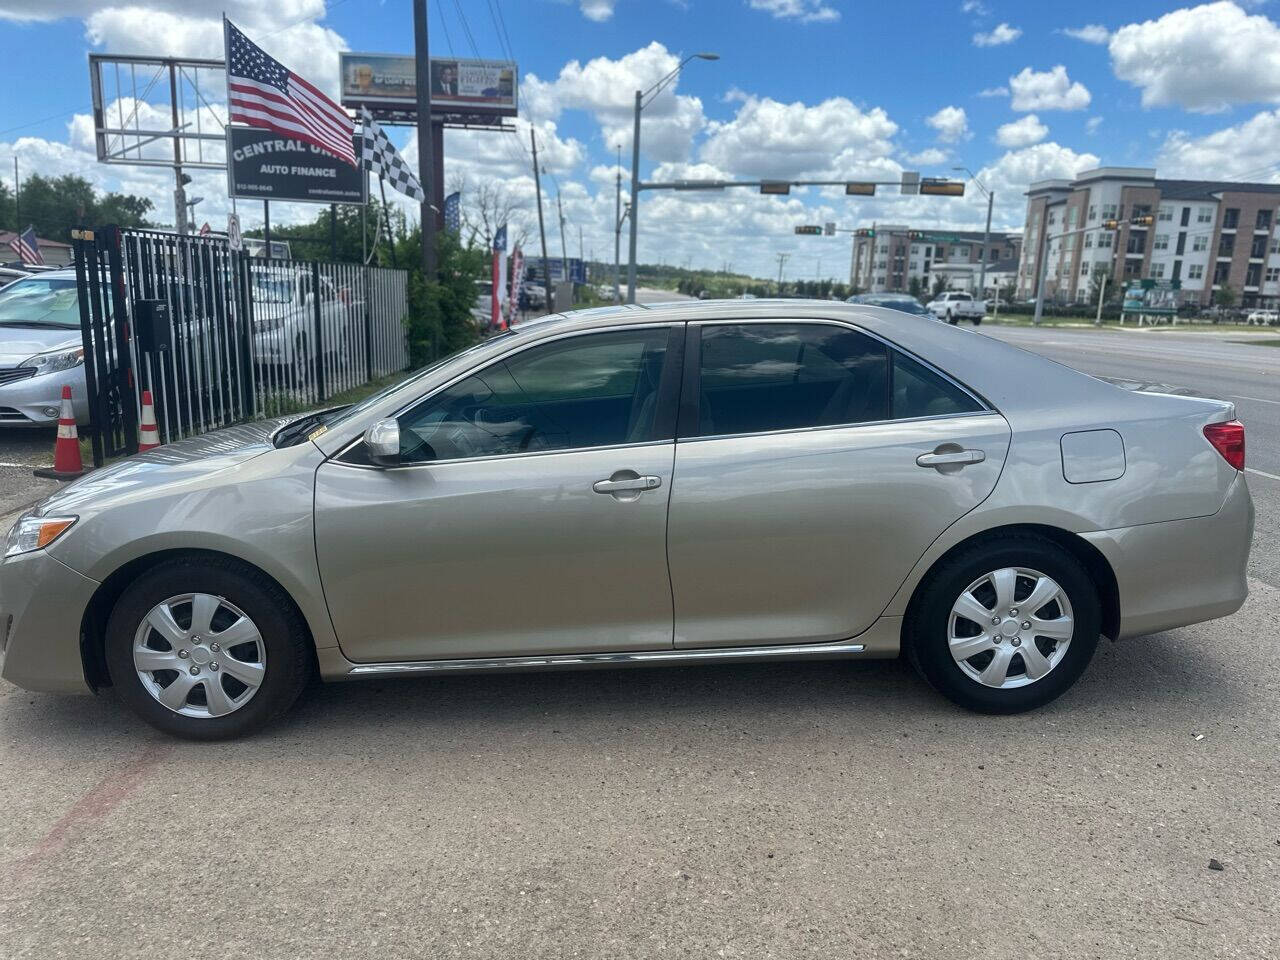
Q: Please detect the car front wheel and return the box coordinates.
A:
[104,557,312,740]
[906,535,1100,713]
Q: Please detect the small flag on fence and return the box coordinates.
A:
[8,226,43,265]
[443,191,461,234]
[360,107,426,203]
[492,225,508,331]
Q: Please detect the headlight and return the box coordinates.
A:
[20,346,85,378]
[4,513,78,558]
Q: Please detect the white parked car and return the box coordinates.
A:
[927,291,986,325]
[1245,309,1278,326]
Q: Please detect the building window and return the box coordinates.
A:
[1097,232,1113,249]
[1181,207,1191,227]
[1252,235,1268,259]
[1218,234,1235,257]
[1188,263,1205,280]
[1101,203,1117,220]
[1150,261,1166,279]
[1048,212,1057,226]
[1084,233,1093,248]
[1214,262,1231,285]
[1197,206,1214,224]
[910,245,919,254]
[1193,235,1208,252]
[878,244,888,253]
[1271,238,1280,255]
[1258,209,1273,231]
[1127,233,1146,255]
[1123,260,1141,279]
[1223,208,1240,229]
[1267,267,1280,283]
[1154,234,1169,250]
[1247,263,1262,287]
[1088,205,1097,221]
[936,245,946,259]
[1176,233,1187,255]
[1080,261,1090,276]
[1158,206,1173,222]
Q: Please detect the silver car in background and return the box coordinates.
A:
[0,300,1253,739]
[0,269,90,425]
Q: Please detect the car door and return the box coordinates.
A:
[667,320,1010,649]
[314,324,683,663]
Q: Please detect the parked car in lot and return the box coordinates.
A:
[0,269,89,426]
[927,291,986,325]
[248,266,356,381]
[0,299,1252,739]
[1245,309,1279,326]
[847,293,932,318]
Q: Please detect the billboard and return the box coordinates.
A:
[226,127,366,204]
[339,52,517,116]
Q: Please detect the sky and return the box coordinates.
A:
[4,0,1280,279]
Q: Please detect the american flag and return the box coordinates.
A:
[224,19,356,167]
[8,226,42,266]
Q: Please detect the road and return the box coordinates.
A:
[980,324,1280,587]
[1,320,1277,959]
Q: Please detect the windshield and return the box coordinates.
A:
[250,273,295,304]
[0,277,80,326]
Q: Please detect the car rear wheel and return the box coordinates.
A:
[906,535,1100,713]
[104,557,312,740]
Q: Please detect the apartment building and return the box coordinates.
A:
[849,225,1021,296]
[1019,167,1280,308]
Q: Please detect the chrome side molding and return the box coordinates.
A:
[345,640,869,678]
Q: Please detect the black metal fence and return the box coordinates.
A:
[72,226,409,463]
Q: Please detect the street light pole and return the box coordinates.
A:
[626,52,719,304]
[614,144,622,303]
[954,166,993,300]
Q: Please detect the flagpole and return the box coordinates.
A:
[378,175,397,269]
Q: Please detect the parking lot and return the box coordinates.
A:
[1,323,1278,958]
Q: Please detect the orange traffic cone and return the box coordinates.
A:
[138,390,160,452]
[33,385,86,480]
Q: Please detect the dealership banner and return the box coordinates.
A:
[227,126,366,204]
[340,53,517,116]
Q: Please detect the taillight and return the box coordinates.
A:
[1204,420,1245,470]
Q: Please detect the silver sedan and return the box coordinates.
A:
[0,300,1253,738]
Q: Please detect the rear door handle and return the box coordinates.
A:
[593,475,662,493]
[916,449,985,467]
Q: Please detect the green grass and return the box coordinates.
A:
[1232,338,1280,347]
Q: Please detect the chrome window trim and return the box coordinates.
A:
[331,322,680,466]
[676,410,1005,447]
[327,437,675,472]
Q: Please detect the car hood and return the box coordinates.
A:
[0,325,81,366]
[34,415,303,516]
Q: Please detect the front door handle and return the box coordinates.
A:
[916,449,985,467]
[593,475,662,493]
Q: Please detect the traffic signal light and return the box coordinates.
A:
[1102,219,1120,230]
[919,179,965,196]
[1130,215,1154,227]
[794,225,822,235]
[844,182,876,196]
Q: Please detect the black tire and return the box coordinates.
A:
[905,534,1100,714]
[947,314,958,325]
[104,557,312,740]
[972,316,982,326]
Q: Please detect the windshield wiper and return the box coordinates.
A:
[0,320,78,329]
[272,406,351,448]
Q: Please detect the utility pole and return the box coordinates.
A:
[1095,269,1108,326]
[978,188,994,300]
[1032,218,1051,326]
[556,190,569,300]
[169,61,187,234]
[531,128,553,313]
[12,158,18,230]
[776,252,790,292]
[413,0,437,279]
[627,89,642,304]
[614,145,622,302]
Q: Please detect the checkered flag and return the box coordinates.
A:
[359,107,425,203]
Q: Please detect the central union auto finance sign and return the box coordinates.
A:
[226,127,366,204]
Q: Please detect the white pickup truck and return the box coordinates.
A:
[926,291,985,325]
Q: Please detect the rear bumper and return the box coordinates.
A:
[0,548,97,694]
[1083,473,1254,640]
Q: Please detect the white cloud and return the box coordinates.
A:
[1009,65,1091,111]
[1061,24,1110,44]
[1157,109,1280,181]
[975,142,1102,226]
[700,94,898,180]
[0,0,323,23]
[906,148,949,166]
[925,105,969,143]
[747,0,840,23]
[579,0,616,20]
[1085,116,1103,134]
[961,1,990,14]
[526,43,707,163]
[973,23,1021,47]
[995,114,1048,148]
[977,86,1009,98]
[1110,2,1280,113]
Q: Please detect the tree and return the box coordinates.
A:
[908,276,923,300]
[931,274,948,298]
[449,173,529,251]
[4,174,152,240]
[1214,287,1236,308]
[1086,265,1112,306]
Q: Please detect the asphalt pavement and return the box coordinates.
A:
[1,319,1277,959]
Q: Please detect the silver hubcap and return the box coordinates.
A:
[947,567,1074,689]
[133,593,266,718]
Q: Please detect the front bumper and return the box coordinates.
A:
[1083,472,1255,640]
[0,366,90,426]
[0,548,98,694]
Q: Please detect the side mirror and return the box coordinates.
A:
[364,418,400,466]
